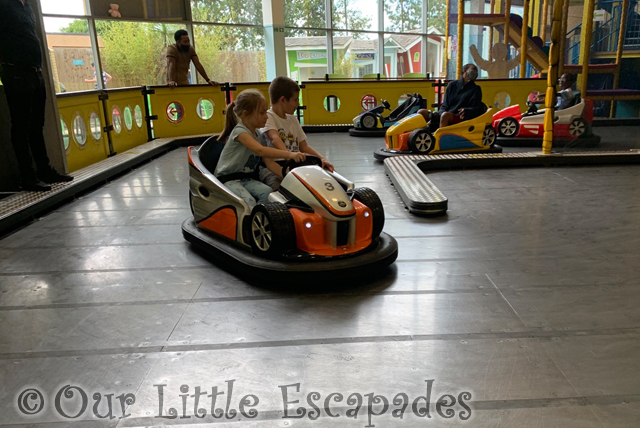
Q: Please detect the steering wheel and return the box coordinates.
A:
[382,99,391,110]
[281,154,324,177]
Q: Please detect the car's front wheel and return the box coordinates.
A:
[483,126,497,146]
[352,187,384,239]
[568,118,587,137]
[498,117,519,137]
[248,203,296,258]
[409,128,435,154]
[360,113,377,129]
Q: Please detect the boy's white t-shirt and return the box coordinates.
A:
[261,109,307,152]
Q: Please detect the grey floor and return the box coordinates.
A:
[2,128,640,427]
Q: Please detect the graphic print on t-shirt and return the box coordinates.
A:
[278,129,300,152]
[242,154,261,173]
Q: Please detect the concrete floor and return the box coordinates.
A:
[1,129,640,427]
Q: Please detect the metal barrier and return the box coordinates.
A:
[479,78,546,111]
[229,82,271,105]
[300,79,438,125]
[57,91,110,173]
[148,84,226,139]
[54,78,546,173]
[103,88,149,154]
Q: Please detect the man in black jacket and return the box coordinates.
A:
[0,0,73,191]
[418,63,486,131]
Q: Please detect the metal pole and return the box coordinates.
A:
[489,0,496,61]
[325,0,333,74]
[444,0,451,77]
[558,0,570,76]
[579,0,596,96]
[457,0,464,78]
[520,0,530,78]
[541,0,549,42]
[611,0,629,117]
[542,0,565,154]
[504,0,512,46]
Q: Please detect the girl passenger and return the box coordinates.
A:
[214,89,305,205]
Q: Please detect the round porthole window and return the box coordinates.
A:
[73,115,87,147]
[112,106,122,134]
[494,92,512,110]
[134,105,143,128]
[197,99,214,120]
[90,112,101,141]
[124,105,133,131]
[323,95,341,113]
[60,119,70,151]
[166,101,185,123]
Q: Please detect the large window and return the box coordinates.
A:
[43,18,98,93]
[194,25,266,83]
[285,31,330,81]
[191,0,262,25]
[384,0,422,32]
[96,21,183,88]
[38,0,449,86]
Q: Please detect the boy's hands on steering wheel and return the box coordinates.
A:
[288,152,306,162]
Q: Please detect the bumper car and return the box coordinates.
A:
[349,93,427,137]
[491,93,600,147]
[374,108,502,161]
[182,137,398,281]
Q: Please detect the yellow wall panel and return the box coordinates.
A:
[104,88,149,153]
[57,92,110,172]
[149,85,226,139]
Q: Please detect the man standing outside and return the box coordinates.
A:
[84,62,112,89]
[166,29,218,87]
[0,0,73,191]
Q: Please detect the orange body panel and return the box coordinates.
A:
[397,133,411,151]
[198,207,237,240]
[187,146,196,168]
[290,206,372,256]
[353,200,373,242]
[386,133,411,151]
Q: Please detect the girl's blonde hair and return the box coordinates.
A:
[217,89,266,143]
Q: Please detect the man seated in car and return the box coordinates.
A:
[417,64,486,132]
[531,73,578,110]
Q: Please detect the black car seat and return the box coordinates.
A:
[388,94,423,122]
[198,135,224,173]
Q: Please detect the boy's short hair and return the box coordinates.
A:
[269,76,300,104]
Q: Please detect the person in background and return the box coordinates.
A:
[166,29,218,87]
[533,73,578,110]
[417,63,485,131]
[0,0,73,191]
[84,62,112,89]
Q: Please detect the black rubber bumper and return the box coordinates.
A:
[349,128,387,137]
[182,218,398,282]
[373,145,503,161]
[496,134,601,147]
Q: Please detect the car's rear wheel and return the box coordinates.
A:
[498,117,519,137]
[361,113,377,129]
[248,203,296,258]
[568,118,587,137]
[352,187,384,239]
[483,126,497,146]
[409,128,434,154]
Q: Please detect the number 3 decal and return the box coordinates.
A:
[325,183,335,191]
